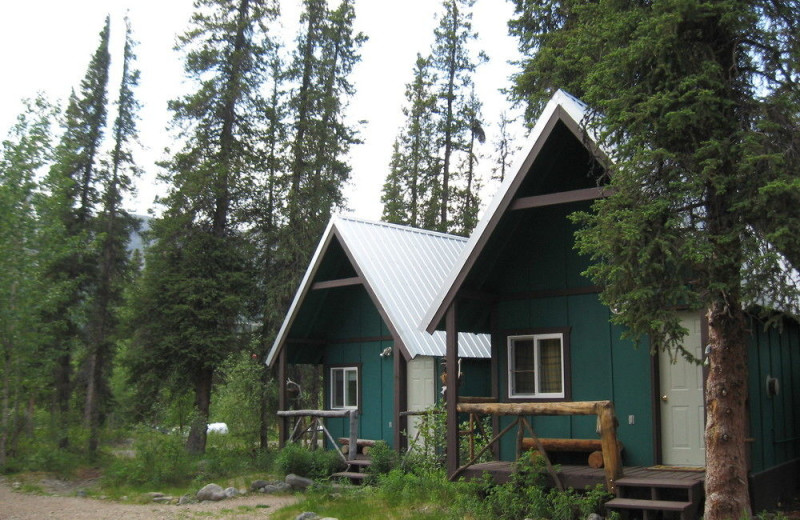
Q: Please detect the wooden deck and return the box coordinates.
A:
[460,462,705,492]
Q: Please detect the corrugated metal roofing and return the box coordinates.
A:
[266,216,491,367]
[422,89,599,332]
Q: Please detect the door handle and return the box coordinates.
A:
[661,395,668,402]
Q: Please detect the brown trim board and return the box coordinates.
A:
[510,186,609,211]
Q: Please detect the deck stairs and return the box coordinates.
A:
[331,438,374,483]
[605,476,703,520]
[331,457,371,482]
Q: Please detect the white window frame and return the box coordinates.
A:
[507,333,565,399]
[330,366,359,410]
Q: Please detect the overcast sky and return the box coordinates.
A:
[0,0,525,220]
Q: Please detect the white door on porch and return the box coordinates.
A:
[406,356,435,447]
[659,311,706,466]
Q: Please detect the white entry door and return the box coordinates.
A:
[659,311,706,466]
[406,356,435,447]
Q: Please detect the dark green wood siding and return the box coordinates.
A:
[483,204,654,466]
[747,315,800,473]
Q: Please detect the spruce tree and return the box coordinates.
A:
[84,17,140,457]
[510,1,800,517]
[382,1,485,234]
[131,0,277,454]
[430,0,484,232]
[0,97,58,465]
[40,17,110,448]
[381,54,439,229]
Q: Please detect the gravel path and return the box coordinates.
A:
[0,481,298,520]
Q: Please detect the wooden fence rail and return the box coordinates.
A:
[454,400,623,493]
[276,409,359,461]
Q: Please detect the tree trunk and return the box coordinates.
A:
[704,303,751,519]
[54,351,71,449]
[186,367,213,455]
[259,368,270,449]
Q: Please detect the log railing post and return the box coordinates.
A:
[277,349,287,448]
[348,410,359,461]
[597,401,622,493]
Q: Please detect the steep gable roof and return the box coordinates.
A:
[423,89,606,332]
[266,216,490,367]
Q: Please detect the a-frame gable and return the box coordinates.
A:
[423,90,608,333]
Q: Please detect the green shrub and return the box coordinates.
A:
[104,430,193,486]
[365,441,397,481]
[275,444,344,480]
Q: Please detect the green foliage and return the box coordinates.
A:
[104,431,193,487]
[211,350,271,446]
[274,444,345,480]
[364,440,398,482]
[452,456,613,520]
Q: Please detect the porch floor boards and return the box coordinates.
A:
[460,462,705,491]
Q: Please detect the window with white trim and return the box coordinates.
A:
[508,333,565,398]
[330,366,358,409]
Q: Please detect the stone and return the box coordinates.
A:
[179,493,199,505]
[153,496,174,503]
[261,482,291,494]
[295,513,319,520]
[196,483,227,501]
[224,487,238,498]
[285,473,314,490]
[586,514,604,520]
[250,479,270,491]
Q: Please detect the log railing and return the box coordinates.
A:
[454,400,623,493]
[276,409,359,461]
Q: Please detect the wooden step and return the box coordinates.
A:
[606,497,693,512]
[616,477,702,489]
[332,471,368,480]
[346,459,372,467]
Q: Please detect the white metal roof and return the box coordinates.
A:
[422,89,601,332]
[266,216,491,367]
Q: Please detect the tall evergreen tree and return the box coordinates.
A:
[0,97,58,465]
[381,54,439,229]
[84,17,141,457]
[131,0,278,454]
[40,17,111,448]
[510,0,800,517]
[267,0,364,417]
[382,1,485,234]
[430,0,484,232]
[453,87,484,234]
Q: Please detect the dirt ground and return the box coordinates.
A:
[0,478,298,520]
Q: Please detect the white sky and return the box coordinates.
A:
[0,0,525,221]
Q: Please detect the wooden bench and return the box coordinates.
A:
[522,438,624,468]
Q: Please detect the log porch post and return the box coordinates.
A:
[446,303,459,477]
[277,348,287,448]
[598,401,623,493]
[393,345,407,452]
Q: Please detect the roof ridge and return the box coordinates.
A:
[334,215,468,243]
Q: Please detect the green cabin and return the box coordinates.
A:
[423,90,800,510]
[266,217,491,451]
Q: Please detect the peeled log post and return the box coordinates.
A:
[597,401,622,493]
[348,410,359,461]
